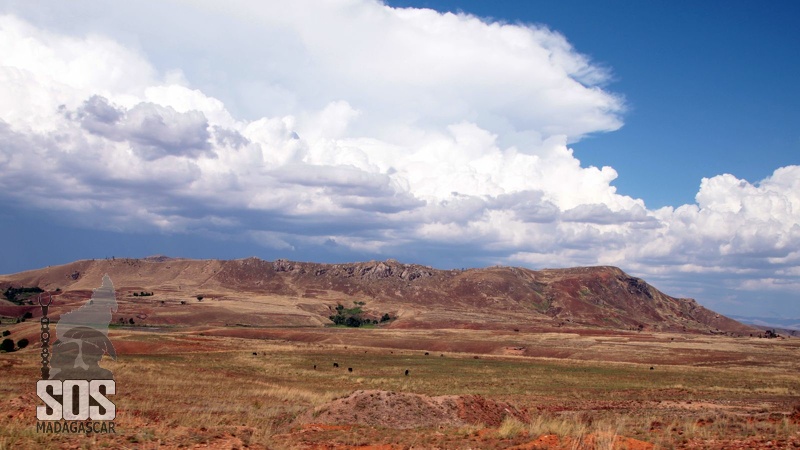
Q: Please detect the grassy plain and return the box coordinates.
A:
[1,327,799,449]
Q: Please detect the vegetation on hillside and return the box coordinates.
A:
[329,302,393,327]
[0,338,14,352]
[3,286,43,305]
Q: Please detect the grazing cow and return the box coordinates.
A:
[313,365,317,370]
[253,352,257,356]
[404,369,409,376]
[348,367,353,373]
[333,362,339,368]
[650,366,654,370]
[424,352,429,356]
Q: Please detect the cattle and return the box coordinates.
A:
[404,369,409,376]
[333,362,339,368]
[348,367,353,373]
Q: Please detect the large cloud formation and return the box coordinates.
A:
[0,2,797,316]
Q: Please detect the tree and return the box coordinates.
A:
[380,313,392,323]
[329,303,375,327]
[17,338,28,349]
[129,318,135,325]
[329,314,345,325]
[1,330,9,337]
[0,339,14,352]
[3,286,43,304]
[345,316,362,327]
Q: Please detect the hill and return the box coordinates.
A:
[0,257,753,334]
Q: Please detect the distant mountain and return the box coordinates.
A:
[0,257,755,334]
[728,315,800,332]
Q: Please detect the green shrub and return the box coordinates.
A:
[3,286,43,304]
[0,338,14,352]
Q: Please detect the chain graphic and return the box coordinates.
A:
[37,291,54,380]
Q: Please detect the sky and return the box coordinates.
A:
[0,1,798,319]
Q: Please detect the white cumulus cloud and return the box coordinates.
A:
[0,2,798,317]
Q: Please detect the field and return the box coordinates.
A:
[2,326,800,449]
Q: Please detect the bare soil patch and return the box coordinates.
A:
[297,389,529,430]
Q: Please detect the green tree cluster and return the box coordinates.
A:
[328,303,393,327]
[1,339,14,352]
[3,286,43,304]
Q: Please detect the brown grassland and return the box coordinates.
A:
[2,326,800,449]
[0,259,797,448]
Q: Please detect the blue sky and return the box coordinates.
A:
[0,1,798,319]
[391,0,800,208]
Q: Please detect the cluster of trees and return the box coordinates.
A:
[0,333,28,353]
[764,329,780,339]
[4,312,34,324]
[328,303,393,327]
[3,286,43,304]
[132,291,154,297]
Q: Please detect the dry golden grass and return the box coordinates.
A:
[1,328,799,449]
[497,416,527,438]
